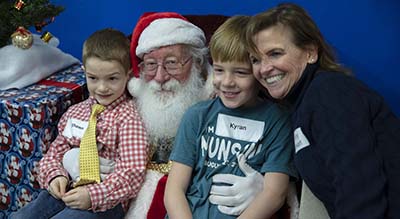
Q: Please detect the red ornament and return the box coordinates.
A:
[14,0,25,10]
[35,17,56,32]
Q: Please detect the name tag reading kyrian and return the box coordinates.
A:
[215,113,264,142]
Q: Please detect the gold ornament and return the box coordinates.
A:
[11,27,33,49]
[41,31,53,43]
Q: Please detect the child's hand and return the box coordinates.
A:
[48,176,69,199]
[62,186,92,210]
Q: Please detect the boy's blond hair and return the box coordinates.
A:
[82,28,131,73]
[209,15,251,64]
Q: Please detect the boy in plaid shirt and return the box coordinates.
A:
[10,28,148,219]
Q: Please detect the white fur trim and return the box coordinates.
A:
[136,18,206,58]
[203,64,215,99]
[125,170,165,219]
[127,76,142,98]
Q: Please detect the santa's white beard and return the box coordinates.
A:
[132,66,207,139]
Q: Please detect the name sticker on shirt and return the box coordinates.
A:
[63,118,88,139]
[294,127,310,153]
[215,113,264,142]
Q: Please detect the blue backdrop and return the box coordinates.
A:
[48,0,400,116]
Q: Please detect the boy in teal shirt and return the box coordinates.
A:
[164,15,297,219]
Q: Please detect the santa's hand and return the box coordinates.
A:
[62,148,115,181]
[209,153,264,216]
[63,148,80,181]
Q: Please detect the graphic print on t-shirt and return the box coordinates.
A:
[201,113,264,170]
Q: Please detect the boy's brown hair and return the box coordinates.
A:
[209,15,251,64]
[82,28,131,73]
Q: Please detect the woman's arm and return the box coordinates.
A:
[238,172,289,219]
[164,161,193,219]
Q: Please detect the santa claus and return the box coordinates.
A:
[124,12,212,219]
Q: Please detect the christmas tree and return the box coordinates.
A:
[0,0,64,48]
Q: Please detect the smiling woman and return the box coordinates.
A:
[245,3,400,218]
[250,24,315,100]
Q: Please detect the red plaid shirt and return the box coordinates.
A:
[39,93,148,212]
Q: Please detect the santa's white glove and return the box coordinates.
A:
[62,148,115,181]
[209,153,264,215]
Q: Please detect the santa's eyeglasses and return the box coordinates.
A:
[139,56,192,76]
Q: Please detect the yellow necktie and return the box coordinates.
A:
[75,104,105,187]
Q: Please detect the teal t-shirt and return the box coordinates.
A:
[169,98,297,219]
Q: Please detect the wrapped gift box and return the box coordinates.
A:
[0,64,88,218]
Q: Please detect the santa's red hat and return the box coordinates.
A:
[130,12,206,78]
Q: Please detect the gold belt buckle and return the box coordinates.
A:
[147,161,172,174]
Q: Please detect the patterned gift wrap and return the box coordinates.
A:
[0,64,88,219]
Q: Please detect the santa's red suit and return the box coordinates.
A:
[125,145,172,219]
